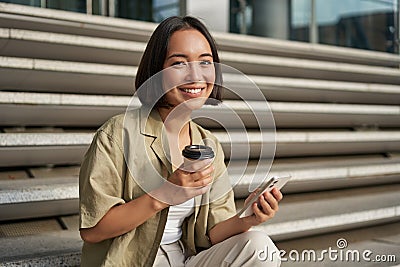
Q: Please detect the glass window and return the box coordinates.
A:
[114,0,182,22]
[235,0,398,53]
[0,0,40,7]
[153,0,181,22]
[115,0,152,21]
[230,0,253,34]
[290,0,311,42]
[315,0,398,53]
[92,0,109,16]
[46,0,86,13]
[231,0,291,38]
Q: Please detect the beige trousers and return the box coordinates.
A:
[153,231,281,267]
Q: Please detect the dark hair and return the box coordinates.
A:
[135,16,223,107]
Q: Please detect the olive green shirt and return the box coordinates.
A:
[79,107,236,267]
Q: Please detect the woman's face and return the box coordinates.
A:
[162,29,215,110]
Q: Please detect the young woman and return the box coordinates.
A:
[79,16,282,266]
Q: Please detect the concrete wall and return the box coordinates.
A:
[186,0,229,32]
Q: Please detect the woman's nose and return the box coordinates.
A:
[187,62,202,81]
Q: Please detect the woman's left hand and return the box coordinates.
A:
[209,187,283,245]
[241,188,283,227]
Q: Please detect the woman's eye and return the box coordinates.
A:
[171,61,186,67]
[200,60,212,65]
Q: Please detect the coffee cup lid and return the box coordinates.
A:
[182,145,215,160]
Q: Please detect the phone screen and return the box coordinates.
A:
[237,175,291,218]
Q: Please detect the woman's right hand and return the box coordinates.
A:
[151,160,214,207]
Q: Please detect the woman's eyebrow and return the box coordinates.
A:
[167,53,187,59]
[166,52,213,60]
[199,53,213,58]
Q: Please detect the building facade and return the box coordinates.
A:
[1,0,399,53]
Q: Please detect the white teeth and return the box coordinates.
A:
[182,88,202,94]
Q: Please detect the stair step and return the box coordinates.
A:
[2,56,400,104]
[2,26,400,84]
[225,76,400,104]
[219,51,400,84]
[0,132,91,167]
[0,91,129,127]
[196,101,400,128]
[0,28,145,66]
[214,31,400,67]
[214,130,400,158]
[0,177,78,221]
[250,184,400,240]
[1,91,400,128]
[0,56,136,95]
[276,221,400,266]
[29,165,80,179]
[0,169,29,181]
[0,227,81,266]
[2,27,400,74]
[1,130,400,166]
[0,2,155,42]
[232,153,400,197]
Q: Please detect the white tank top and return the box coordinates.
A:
[160,198,195,245]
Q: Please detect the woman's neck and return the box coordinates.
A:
[157,106,192,168]
[157,106,191,134]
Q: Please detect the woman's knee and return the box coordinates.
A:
[237,231,280,262]
[238,231,275,246]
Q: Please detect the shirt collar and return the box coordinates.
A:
[139,107,163,138]
[139,107,205,174]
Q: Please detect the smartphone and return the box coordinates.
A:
[237,175,291,218]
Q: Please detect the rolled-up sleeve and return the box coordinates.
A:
[79,130,126,229]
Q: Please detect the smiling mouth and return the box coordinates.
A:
[178,87,205,95]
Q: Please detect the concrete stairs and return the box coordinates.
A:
[0,2,400,266]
